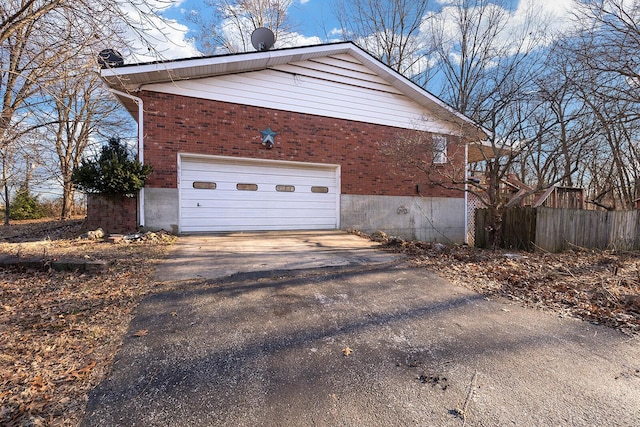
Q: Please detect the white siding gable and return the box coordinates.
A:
[143,54,456,134]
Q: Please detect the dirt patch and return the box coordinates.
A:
[0,218,175,426]
[374,235,640,336]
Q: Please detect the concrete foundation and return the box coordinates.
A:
[143,188,179,233]
[340,194,465,243]
[142,189,465,243]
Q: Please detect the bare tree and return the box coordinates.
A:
[1,0,183,221]
[572,0,640,107]
[0,0,63,43]
[406,0,557,245]
[1,135,18,224]
[554,0,640,209]
[519,39,600,190]
[189,0,297,54]
[331,0,434,85]
[0,3,70,151]
[35,63,121,218]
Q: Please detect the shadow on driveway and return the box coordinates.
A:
[83,233,640,426]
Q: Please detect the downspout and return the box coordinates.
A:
[464,143,469,245]
[106,88,145,227]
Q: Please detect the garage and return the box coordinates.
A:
[179,155,340,232]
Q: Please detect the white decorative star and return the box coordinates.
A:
[260,126,277,147]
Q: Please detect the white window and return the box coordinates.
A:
[432,135,447,164]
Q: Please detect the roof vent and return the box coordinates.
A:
[98,49,124,68]
[251,27,275,52]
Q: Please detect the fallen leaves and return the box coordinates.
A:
[342,347,352,357]
[0,218,173,426]
[380,237,640,336]
[133,329,149,337]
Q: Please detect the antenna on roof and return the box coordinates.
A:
[97,49,124,68]
[251,27,275,52]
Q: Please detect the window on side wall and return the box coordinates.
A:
[432,135,447,164]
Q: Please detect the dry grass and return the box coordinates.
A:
[0,218,175,426]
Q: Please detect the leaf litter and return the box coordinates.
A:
[3,220,639,425]
[0,218,175,426]
[373,234,640,336]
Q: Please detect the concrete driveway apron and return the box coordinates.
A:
[151,231,399,282]
[82,232,640,426]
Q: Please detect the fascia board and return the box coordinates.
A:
[100,43,355,90]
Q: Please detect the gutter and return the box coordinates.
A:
[105,88,145,228]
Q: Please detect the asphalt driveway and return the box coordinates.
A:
[82,232,640,426]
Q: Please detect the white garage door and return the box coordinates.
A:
[179,155,340,232]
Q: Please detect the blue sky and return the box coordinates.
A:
[128,0,577,62]
[160,0,340,43]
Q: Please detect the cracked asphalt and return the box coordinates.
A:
[81,232,640,426]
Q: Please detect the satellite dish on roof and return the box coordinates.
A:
[251,27,275,52]
[97,49,124,68]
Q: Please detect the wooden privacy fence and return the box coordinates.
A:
[475,207,640,252]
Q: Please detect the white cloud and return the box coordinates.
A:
[277,31,323,47]
[120,0,201,63]
[515,0,578,35]
[423,0,582,65]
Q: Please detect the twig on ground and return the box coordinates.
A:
[459,370,478,426]
[562,265,576,279]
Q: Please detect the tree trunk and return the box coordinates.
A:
[489,206,503,250]
[60,180,74,219]
[4,180,9,225]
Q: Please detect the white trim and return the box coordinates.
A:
[179,153,340,170]
[105,88,145,227]
[102,44,354,81]
[335,165,341,229]
[177,152,183,233]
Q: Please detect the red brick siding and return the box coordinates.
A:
[86,194,137,234]
[142,91,465,198]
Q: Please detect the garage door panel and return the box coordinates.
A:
[181,202,336,213]
[181,186,337,196]
[182,165,333,180]
[180,156,339,232]
[181,211,337,223]
[182,191,335,207]
[181,216,336,230]
[183,223,334,232]
[182,179,336,190]
[182,200,335,212]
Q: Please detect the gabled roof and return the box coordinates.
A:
[101,42,489,141]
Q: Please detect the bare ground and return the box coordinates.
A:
[1,220,639,426]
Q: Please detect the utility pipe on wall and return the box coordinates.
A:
[106,88,145,227]
[464,143,469,245]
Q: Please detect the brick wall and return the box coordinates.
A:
[86,194,137,234]
[141,91,466,198]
